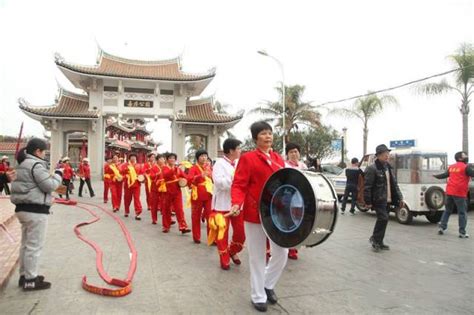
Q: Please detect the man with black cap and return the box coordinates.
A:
[364,144,404,252]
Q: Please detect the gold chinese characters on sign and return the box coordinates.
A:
[124,100,153,108]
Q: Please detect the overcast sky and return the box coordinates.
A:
[0,0,472,162]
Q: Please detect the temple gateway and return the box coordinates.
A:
[19,48,243,178]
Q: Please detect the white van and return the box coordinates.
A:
[357,149,447,224]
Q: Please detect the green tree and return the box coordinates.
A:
[273,126,339,162]
[250,84,321,142]
[416,43,473,155]
[185,135,206,161]
[331,93,398,155]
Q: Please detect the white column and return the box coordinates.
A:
[49,120,63,172]
[207,126,218,160]
[171,120,186,160]
[88,118,105,180]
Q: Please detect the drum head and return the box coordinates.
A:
[259,168,316,248]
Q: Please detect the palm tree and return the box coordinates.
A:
[416,43,473,155]
[250,84,321,142]
[186,135,205,161]
[331,93,398,155]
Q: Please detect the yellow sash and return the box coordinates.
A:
[191,164,213,201]
[109,164,121,182]
[208,213,226,245]
[127,164,138,188]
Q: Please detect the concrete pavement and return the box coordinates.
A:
[0,180,473,314]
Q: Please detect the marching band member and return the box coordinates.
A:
[284,142,306,260]
[142,153,157,211]
[121,153,143,220]
[231,121,287,312]
[78,158,95,198]
[210,138,245,270]
[59,157,74,200]
[145,153,160,224]
[188,149,213,244]
[103,157,113,204]
[161,152,191,234]
[105,154,123,212]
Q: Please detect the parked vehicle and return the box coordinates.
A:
[320,164,346,198]
[356,149,447,224]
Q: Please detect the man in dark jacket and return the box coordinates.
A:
[364,144,404,252]
[341,157,363,215]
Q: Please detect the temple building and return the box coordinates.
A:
[18,48,243,177]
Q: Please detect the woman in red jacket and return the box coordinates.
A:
[60,157,74,200]
[230,121,287,312]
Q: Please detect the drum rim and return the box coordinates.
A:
[304,172,338,248]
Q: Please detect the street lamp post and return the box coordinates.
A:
[257,50,286,156]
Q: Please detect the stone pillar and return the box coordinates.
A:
[49,120,64,172]
[88,118,105,180]
[207,126,218,160]
[171,120,186,160]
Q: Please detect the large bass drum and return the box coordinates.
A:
[259,168,338,248]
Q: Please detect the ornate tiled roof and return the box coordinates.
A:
[55,49,216,82]
[19,90,99,119]
[0,142,27,153]
[176,98,244,124]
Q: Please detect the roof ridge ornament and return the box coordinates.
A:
[18,97,30,108]
[54,52,64,64]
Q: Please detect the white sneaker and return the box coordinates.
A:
[459,233,469,238]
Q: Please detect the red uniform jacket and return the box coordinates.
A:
[143,162,160,191]
[121,162,142,189]
[188,164,213,201]
[79,163,91,179]
[104,163,122,182]
[231,149,284,223]
[103,163,113,183]
[162,165,186,195]
[62,164,74,180]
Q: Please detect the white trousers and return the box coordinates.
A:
[16,211,48,280]
[245,222,288,303]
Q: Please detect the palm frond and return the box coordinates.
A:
[416,79,453,96]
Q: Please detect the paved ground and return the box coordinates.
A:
[1,181,473,314]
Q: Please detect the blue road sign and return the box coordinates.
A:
[332,139,342,151]
[390,139,416,148]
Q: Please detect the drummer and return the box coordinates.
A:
[161,153,191,234]
[121,153,143,220]
[230,121,287,312]
[187,149,213,244]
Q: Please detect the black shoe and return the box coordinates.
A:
[349,210,355,215]
[180,228,191,234]
[265,288,278,304]
[372,244,381,252]
[135,216,141,221]
[252,301,268,312]
[124,214,129,218]
[340,210,345,215]
[380,243,390,250]
[23,277,51,291]
[19,275,44,287]
[90,194,95,198]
